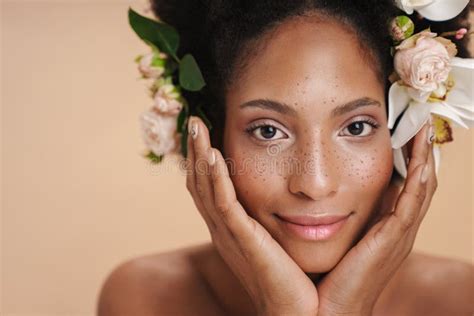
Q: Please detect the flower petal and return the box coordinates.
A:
[393,147,408,179]
[429,102,469,128]
[450,56,474,70]
[416,0,470,21]
[394,0,415,14]
[407,87,431,103]
[393,141,442,180]
[444,57,474,126]
[388,82,411,129]
[441,101,474,126]
[390,101,431,149]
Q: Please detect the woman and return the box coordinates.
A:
[98,1,474,315]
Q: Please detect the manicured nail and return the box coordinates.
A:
[190,117,198,139]
[421,164,429,183]
[427,124,434,145]
[207,148,215,165]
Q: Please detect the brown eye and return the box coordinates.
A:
[348,122,365,135]
[246,123,288,141]
[341,119,379,137]
[258,125,277,139]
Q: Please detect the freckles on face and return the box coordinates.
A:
[225,146,292,220]
[222,15,394,271]
[338,143,393,189]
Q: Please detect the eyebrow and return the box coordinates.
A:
[239,97,381,118]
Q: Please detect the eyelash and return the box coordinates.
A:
[245,118,380,142]
[245,121,284,142]
[341,118,380,137]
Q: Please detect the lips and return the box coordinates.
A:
[276,213,351,226]
[276,213,352,241]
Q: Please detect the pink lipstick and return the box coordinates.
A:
[276,213,351,241]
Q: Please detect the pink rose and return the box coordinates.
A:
[138,52,165,79]
[153,84,183,115]
[139,108,180,157]
[394,33,451,93]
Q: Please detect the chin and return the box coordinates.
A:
[280,239,350,273]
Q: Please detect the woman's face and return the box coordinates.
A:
[223,16,394,273]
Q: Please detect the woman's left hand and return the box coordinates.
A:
[316,119,438,316]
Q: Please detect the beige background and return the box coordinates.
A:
[1,1,473,315]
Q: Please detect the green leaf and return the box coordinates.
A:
[134,54,143,63]
[128,7,179,61]
[196,105,212,131]
[176,106,188,134]
[164,60,178,77]
[179,54,206,91]
[151,55,166,68]
[181,117,189,158]
[145,151,164,164]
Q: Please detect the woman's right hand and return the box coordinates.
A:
[185,115,318,316]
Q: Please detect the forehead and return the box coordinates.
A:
[226,15,384,115]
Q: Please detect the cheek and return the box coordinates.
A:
[338,138,394,209]
[345,146,393,188]
[225,147,286,218]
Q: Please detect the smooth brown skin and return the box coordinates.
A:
[98,15,474,316]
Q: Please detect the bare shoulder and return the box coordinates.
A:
[398,251,474,315]
[97,242,223,316]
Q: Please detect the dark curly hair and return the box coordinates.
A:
[150,0,472,153]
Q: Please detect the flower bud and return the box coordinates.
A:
[390,16,415,42]
[137,51,166,79]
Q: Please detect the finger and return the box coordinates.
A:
[209,148,258,244]
[364,119,431,236]
[380,161,429,239]
[406,117,432,177]
[185,117,216,231]
[385,115,431,234]
[362,177,402,234]
[413,141,438,230]
[191,116,216,213]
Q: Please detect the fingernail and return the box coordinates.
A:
[207,148,215,165]
[421,164,429,183]
[190,117,198,139]
[427,124,434,145]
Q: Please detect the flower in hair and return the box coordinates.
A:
[151,77,184,115]
[136,51,167,79]
[394,0,470,21]
[390,15,415,42]
[140,108,182,159]
[393,30,451,102]
[387,14,474,178]
[128,7,210,164]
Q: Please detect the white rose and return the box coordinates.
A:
[139,108,180,157]
[394,33,451,100]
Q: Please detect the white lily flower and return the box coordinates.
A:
[387,57,474,178]
[395,0,470,21]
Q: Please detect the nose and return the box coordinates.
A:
[287,140,339,200]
